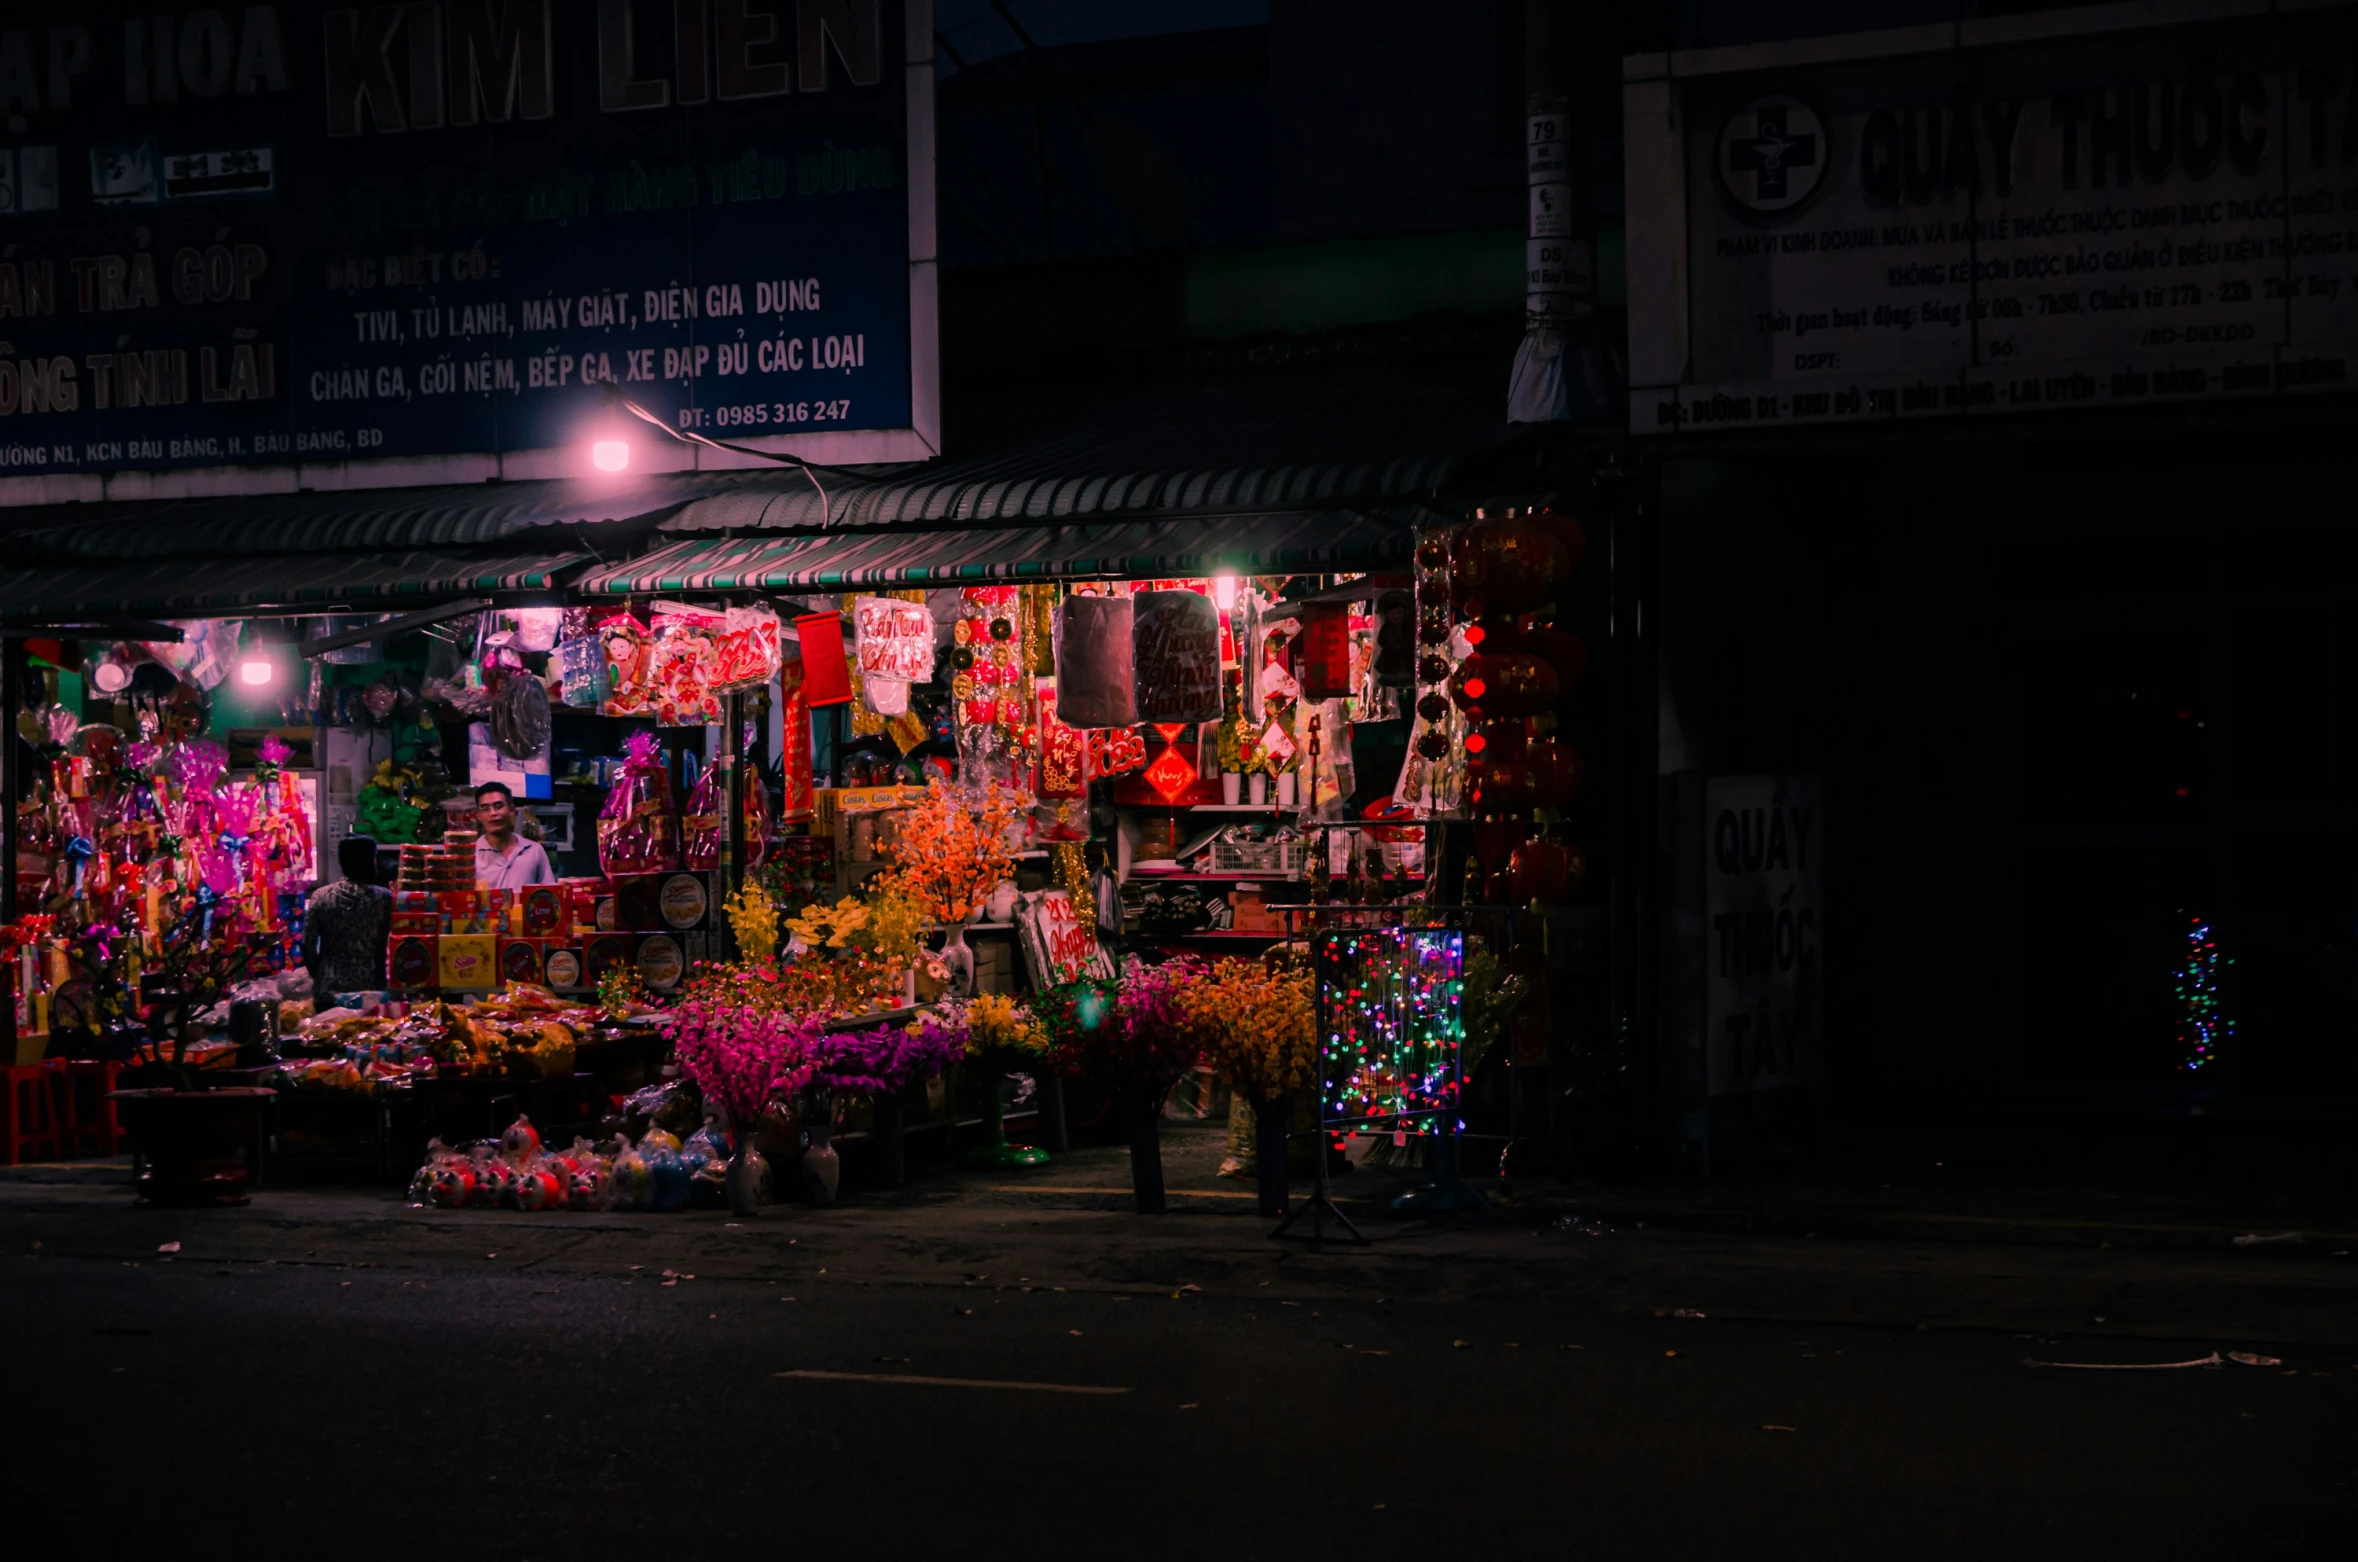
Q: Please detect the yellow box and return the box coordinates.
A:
[437,933,498,990]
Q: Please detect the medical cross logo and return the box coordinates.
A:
[1716,96,1826,216]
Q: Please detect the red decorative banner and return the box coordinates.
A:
[1036,678,1087,799]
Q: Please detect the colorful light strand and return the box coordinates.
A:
[2176,916,2232,1073]
[1314,927,1465,1142]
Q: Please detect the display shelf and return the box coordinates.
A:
[1125,869,1298,882]
[1133,929,1290,941]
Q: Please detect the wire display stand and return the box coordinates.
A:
[1273,917,1487,1243]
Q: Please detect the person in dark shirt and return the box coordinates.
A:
[303,835,392,1000]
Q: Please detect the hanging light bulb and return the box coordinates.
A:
[1213,575,1239,612]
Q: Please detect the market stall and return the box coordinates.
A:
[2,506,1597,1209]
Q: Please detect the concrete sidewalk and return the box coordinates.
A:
[7,1121,2356,1350]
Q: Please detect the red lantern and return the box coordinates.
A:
[1475,754,1537,817]
[1450,517,1568,616]
[1448,652,1558,718]
[1528,506,1588,574]
[1530,735,1585,808]
[1521,627,1589,694]
[1507,835,1585,903]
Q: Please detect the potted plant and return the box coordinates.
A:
[806,1014,967,1189]
[1183,956,1318,1217]
[1216,699,1248,805]
[950,991,1054,1169]
[108,904,276,1206]
[874,779,1022,1000]
[667,989,822,1215]
[1046,957,1205,1212]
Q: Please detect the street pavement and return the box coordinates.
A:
[3,1124,2354,1560]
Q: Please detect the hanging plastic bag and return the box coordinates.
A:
[713,604,784,692]
[853,596,935,684]
[600,613,658,718]
[1056,595,1136,727]
[648,605,726,727]
[556,636,606,710]
[598,730,681,875]
[1132,590,1223,723]
[681,757,770,871]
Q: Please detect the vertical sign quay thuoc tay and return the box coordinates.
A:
[0,1,936,500]
[1703,776,1820,1095]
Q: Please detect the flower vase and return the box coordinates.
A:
[963,1059,1049,1169]
[1128,1109,1167,1214]
[872,1094,906,1190]
[938,924,976,999]
[1221,772,1242,805]
[801,1097,841,1203]
[726,1138,770,1216]
[1253,1097,1290,1217]
[987,879,1019,921]
[1276,771,1297,808]
[1248,773,1268,806]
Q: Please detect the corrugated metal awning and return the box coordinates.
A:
[0,476,711,562]
[657,363,1519,533]
[0,548,585,624]
[578,511,1413,594]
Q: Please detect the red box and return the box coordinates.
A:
[519,885,564,935]
[561,879,603,934]
[611,873,663,931]
[583,934,632,983]
[497,937,545,986]
[390,911,438,936]
[387,934,438,991]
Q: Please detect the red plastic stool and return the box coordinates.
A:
[3,1063,61,1165]
[57,1060,126,1157]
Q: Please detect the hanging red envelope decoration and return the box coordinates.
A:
[1036,678,1088,799]
[1300,600,1353,700]
[794,613,852,706]
[777,652,814,820]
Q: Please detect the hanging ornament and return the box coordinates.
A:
[1449,515,1569,616]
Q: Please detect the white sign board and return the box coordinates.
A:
[1625,2,2358,432]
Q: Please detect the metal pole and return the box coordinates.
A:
[1,636,19,1059]
[725,689,747,917]
[1,637,18,927]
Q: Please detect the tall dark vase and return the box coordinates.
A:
[872,1095,907,1189]
[1040,1075,1070,1153]
[1128,1111,1167,1214]
[1253,1097,1290,1216]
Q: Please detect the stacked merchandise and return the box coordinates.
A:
[395,837,477,892]
[407,1113,743,1213]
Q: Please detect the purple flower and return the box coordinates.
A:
[807,1019,967,1099]
[668,1000,824,1129]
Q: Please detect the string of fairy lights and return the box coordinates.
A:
[1315,927,1466,1140]
[2176,915,2232,1073]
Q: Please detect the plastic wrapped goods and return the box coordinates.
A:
[598,731,681,876]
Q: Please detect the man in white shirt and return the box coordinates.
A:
[472,781,557,889]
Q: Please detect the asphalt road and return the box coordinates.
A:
[6,1236,2353,1561]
